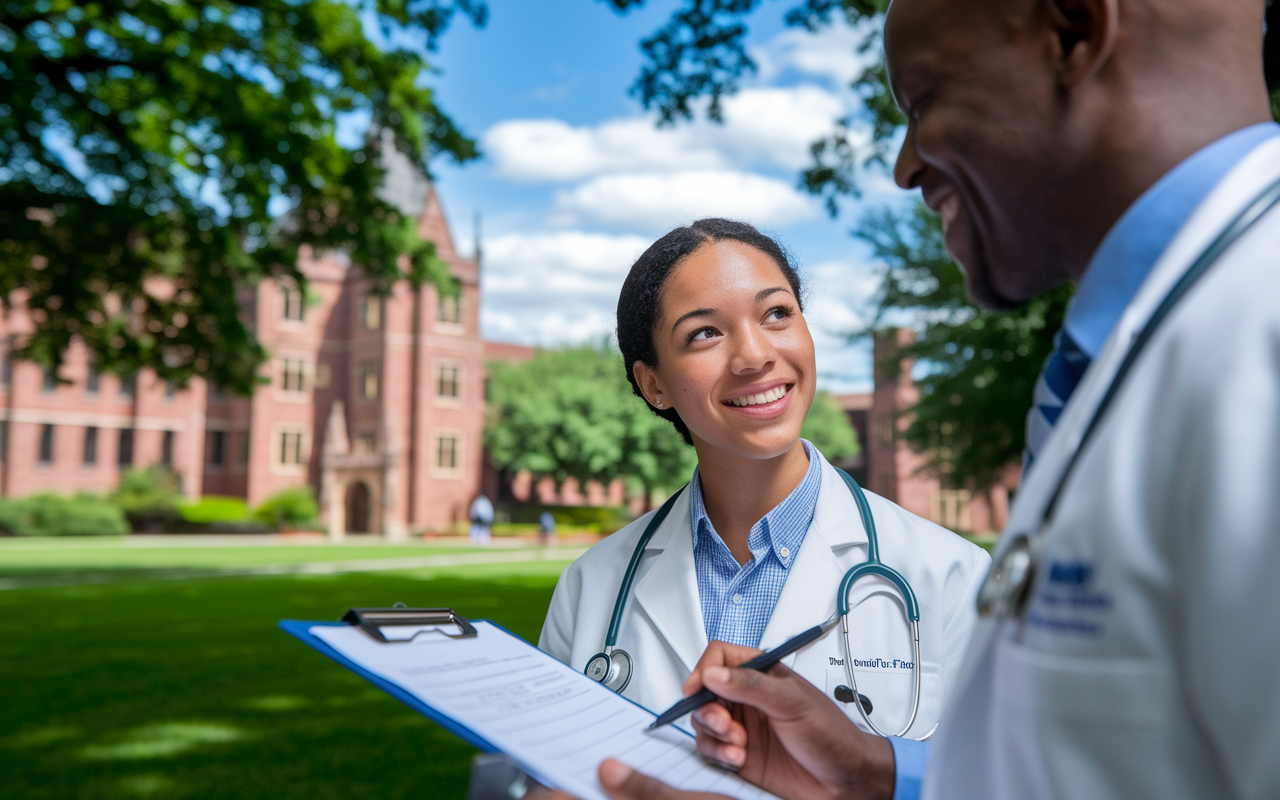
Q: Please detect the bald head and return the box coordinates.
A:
[884,0,1273,308]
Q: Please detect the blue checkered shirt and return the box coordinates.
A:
[689,440,822,648]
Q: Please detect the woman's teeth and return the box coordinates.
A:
[728,386,789,407]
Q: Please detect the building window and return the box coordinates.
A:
[0,420,7,461]
[163,380,177,401]
[280,282,305,321]
[39,424,54,464]
[0,351,10,388]
[83,427,98,466]
[436,434,459,470]
[933,489,973,533]
[236,431,250,467]
[161,431,174,466]
[86,360,100,395]
[118,428,134,466]
[358,431,378,454]
[281,359,307,393]
[207,430,225,467]
[436,281,462,325]
[42,367,56,393]
[359,294,381,330]
[436,363,461,400]
[314,363,332,389]
[277,430,308,466]
[358,361,379,401]
[120,372,136,399]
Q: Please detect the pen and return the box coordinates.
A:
[647,619,838,731]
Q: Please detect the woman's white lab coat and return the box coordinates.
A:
[539,449,990,738]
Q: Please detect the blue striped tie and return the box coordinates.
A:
[1024,329,1091,471]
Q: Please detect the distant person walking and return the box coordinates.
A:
[469,495,494,546]
[538,511,557,545]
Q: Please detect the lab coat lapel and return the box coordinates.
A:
[632,488,709,674]
[757,455,866,660]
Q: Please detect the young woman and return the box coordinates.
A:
[539,219,990,739]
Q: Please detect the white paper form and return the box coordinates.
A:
[310,621,776,800]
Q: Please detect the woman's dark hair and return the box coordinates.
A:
[616,218,804,445]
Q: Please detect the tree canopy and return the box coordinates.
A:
[801,390,860,461]
[483,344,697,501]
[0,0,486,392]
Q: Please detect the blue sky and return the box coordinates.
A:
[418,1,912,393]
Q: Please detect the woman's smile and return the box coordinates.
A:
[722,381,795,418]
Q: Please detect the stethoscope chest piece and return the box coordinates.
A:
[977,533,1037,619]
[584,648,633,692]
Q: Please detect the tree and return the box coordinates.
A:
[859,203,1071,487]
[602,0,1279,490]
[484,344,696,504]
[801,390,860,461]
[1,0,486,393]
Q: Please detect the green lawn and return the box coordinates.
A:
[0,545,574,800]
[0,536,551,573]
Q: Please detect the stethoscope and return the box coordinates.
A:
[978,172,1280,621]
[584,466,929,739]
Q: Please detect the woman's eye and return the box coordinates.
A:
[766,306,793,322]
[689,327,719,343]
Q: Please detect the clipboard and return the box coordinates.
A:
[279,608,500,753]
[281,608,777,800]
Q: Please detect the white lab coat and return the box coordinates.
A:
[926,136,1280,799]
[539,450,990,737]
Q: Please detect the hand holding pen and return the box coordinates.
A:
[669,640,897,800]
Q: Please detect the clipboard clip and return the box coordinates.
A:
[341,607,478,643]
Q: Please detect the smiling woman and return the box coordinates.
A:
[538,219,991,739]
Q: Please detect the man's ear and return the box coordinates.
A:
[631,361,665,409]
[1046,0,1119,87]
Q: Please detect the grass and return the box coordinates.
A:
[0,542,576,800]
[0,536,577,575]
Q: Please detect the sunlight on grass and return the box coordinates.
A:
[242,695,309,712]
[118,773,177,797]
[82,722,248,760]
[3,725,81,748]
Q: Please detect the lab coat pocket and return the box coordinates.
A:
[992,640,1175,800]
[823,663,941,738]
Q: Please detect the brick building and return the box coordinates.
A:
[1,159,533,538]
[836,329,1020,535]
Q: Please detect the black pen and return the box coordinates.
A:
[647,618,839,730]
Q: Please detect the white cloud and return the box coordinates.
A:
[480,231,650,345]
[483,85,848,182]
[752,17,876,88]
[553,170,817,231]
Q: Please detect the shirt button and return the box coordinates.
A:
[779,547,790,559]
[732,593,743,605]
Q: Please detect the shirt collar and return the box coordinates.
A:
[689,439,822,564]
[1065,122,1280,357]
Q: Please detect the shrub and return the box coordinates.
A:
[114,466,182,513]
[114,467,184,532]
[0,493,129,536]
[180,496,249,524]
[497,503,633,534]
[252,487,319,530]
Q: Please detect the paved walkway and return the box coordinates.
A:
[0,546,590,591]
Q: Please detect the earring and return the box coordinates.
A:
[655,398,663,409]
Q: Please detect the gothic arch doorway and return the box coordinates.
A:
[345,481,371,534]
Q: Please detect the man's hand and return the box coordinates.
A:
[683,641,895,800]
[524,760,730,800]
[526,642,896,800]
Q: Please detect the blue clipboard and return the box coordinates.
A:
[279,618,504,753]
